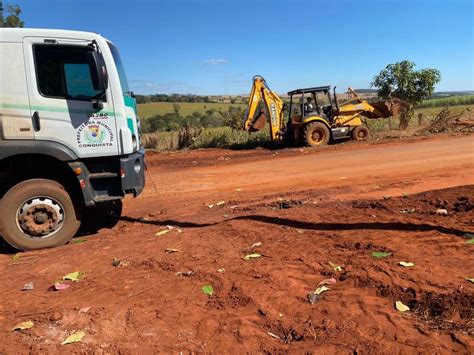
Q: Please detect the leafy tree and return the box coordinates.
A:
[220,106,245,135]
[371,60,441,129]
[172,103,181,117]
[0,3,24,28]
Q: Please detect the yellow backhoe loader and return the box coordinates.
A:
[243,75,404,147]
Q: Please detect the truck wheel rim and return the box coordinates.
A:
[16,197,65,238]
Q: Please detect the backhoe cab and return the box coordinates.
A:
[243,76,404,147]
[286,86,357,146]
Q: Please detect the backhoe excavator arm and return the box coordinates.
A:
[243,76,286,142]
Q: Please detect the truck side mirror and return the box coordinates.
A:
[87,51,109,93]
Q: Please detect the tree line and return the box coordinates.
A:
[135,94,245,104]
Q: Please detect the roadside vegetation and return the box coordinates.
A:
[140,100,473,151]
[141,103,473,151]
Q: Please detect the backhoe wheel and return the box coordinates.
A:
[0,179,81,251]
[303,122,330,147]
[352,126,371,140]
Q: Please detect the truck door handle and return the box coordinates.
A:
[32,111,41,132]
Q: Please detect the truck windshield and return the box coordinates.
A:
[107,42,131,95]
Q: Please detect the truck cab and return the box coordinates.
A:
[0,28,145,250]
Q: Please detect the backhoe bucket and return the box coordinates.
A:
[249,111,267,132]
[364,99,408,119]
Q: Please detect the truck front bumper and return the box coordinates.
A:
[120,149,146,197]
[69,149,146,207]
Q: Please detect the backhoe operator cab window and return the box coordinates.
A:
[34,45,105,101]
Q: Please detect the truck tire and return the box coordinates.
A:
[352,126,371,140]
[304,122,330,147]
[0,179,81,251]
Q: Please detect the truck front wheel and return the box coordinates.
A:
[0,179,81,251]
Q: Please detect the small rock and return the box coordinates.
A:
[21,282,34,291]
[79,307,91,314]
[436,209,448,215]
[176,270,194,277]
[49,312,62,322]
[112,258,121,267]
[52,283,70,291]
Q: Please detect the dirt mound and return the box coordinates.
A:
[423,108,474,134]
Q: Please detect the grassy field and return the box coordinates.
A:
[138,102,246,118]
[419,95,474,108]
[138,95,474,119]
[414,104,474,116]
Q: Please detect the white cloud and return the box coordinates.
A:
[203,59,229,65]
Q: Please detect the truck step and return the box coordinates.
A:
[89,172,119,179]
[93,195,123,203]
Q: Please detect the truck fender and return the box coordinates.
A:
[0,140,78,161]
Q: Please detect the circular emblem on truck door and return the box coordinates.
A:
[76,120,114,148]
[84,124,106,143]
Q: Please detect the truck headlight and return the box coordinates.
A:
[132,134,138,151]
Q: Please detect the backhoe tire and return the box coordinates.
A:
[303,122,330,147]
[0,179,81,251]
[352,126,371,140]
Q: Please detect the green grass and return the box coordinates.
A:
[138,102,246,119]
[418,95,474,108]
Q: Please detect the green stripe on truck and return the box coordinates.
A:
[0,103,120,117]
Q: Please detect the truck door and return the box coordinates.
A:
[0,41,34,140]
[22,37,119,158]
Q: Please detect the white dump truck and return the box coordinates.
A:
[0,28,145,250]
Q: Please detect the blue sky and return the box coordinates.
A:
[12,0,474,94]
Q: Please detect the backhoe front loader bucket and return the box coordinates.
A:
[364,98,408,119]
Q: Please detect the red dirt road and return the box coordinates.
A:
[137,135,474,215]
[1,134,473,353]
